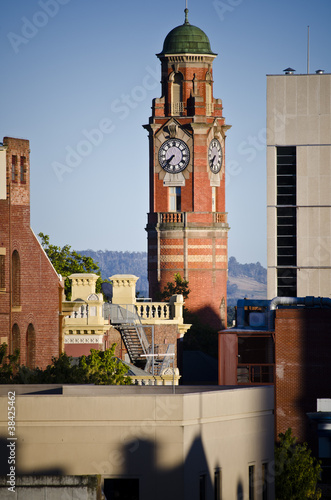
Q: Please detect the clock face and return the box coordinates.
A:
[208,138,223,174]
[158,139,190,173]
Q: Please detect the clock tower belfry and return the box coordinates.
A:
[144,9,231,329]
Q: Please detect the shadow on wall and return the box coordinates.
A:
[193,304,225,331]
[237,479,244,500]
[0,437,64,477]
[103,435,214,500]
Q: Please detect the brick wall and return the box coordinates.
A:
[0,137,61,369]
[275,307,331,447]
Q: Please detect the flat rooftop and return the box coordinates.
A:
[0,384,267,397]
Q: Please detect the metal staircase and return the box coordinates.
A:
[119,323,147,369]
[106,303,175,375]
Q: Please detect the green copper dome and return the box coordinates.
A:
[158,9,216,56]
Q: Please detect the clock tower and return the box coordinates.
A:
[144,9,230,329]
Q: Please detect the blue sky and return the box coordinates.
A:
[1,0,331,267]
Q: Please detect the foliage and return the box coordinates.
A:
[275,428,322,500]
[160,273,190,301]
[227,280,238,296]
[0,344,20,384]
[38,233,110,300]
[0,343,131,385]
[227,306,236,327]
[79,347,131,385]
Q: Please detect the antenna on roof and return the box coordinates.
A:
[307,25,310,74]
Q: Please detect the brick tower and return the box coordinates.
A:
[145,9,230,329]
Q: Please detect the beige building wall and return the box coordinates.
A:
[267,73,331,299]
[0,385,274,500]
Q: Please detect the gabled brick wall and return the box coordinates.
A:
[0,137,61,369]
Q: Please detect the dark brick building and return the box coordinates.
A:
[219,297,331,450]
[0,137,62,369]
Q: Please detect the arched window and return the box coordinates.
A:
[12,323,20,357]
[206,72,212,115]
[171,72,184,115]
[12,250,20,307]
[26,324,36,369]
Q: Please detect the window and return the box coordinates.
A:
[0,254,5,289]
[169,186,181,212]
[276,146,297,296]
[249,465,255,500]
[11,324,20,358]
[12,250,20,307]
[237,336,274,384]
[20,156,26,183]
[206,73,212,115]
[104,478,139,500]
[26,324,36,369]
[199,474,206,500]
[171,72,184,115]
[11,155,17,182]
[214,469,222,500]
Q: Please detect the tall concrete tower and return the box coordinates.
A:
[267,71,331,299]
[145,9,230,329]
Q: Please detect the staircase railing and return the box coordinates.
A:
[107,304,150,354]
[106,303,175,375]
[155,344,175,375]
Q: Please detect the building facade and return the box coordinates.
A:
[267,71,331,299]
[0,384,275,500]
[219,297,331,450]
[145,9,230,329]
[0,137,62,368]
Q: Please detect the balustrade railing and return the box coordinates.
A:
[160,212,184,224]
[137,303,171,320]
[158,212,227,225]
[213,213,227,224]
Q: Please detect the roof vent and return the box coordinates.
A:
[284,67,295,75]
[315,69,324,74]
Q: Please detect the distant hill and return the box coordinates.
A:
[79,250,267,301]
[227,256,267,305]
[79,250,148,296]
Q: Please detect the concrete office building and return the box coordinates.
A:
[267,71,331,298]
[0,385,275,500]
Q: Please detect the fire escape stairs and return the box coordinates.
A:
[106,304,175,375]
[119,323,147,369]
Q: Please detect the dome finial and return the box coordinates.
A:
[184,6,190,25]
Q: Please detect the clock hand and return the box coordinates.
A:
[212,155,216,165]
[165,154,175,165]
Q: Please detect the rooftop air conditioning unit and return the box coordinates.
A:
[249,312,266,328]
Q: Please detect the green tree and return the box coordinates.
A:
[0,344,20,384]
[0,343,131,385]
[79,346,131,385]
[160,273,190,301]
[38,232,109,299]
[275,428,322,500]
